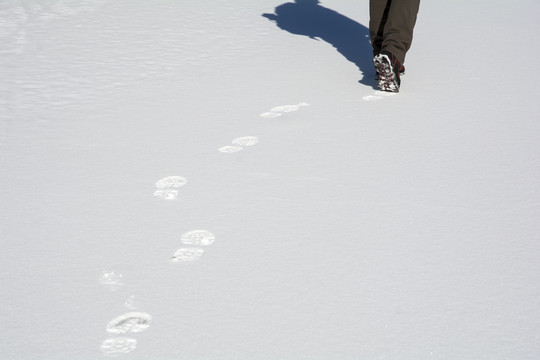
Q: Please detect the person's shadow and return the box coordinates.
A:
[263,0,375,88]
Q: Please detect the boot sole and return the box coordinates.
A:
[374,55,400,93]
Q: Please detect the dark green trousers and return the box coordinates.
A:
[369,0,420,64]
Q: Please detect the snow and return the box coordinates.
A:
[1,0,540,359]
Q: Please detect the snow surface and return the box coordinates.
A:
[1,0,540,359]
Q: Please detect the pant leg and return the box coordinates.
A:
[378,0,420,64]
[369,0,391,57]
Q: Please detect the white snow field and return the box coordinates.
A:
[1,0,540,359]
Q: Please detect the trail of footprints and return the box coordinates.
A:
[99,270,150,356]
[98,103,308,356]
[98,230,215,355]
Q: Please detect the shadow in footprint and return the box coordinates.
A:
[263,0,375,87]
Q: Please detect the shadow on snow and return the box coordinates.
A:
[262,0,375,88]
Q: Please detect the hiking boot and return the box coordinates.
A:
[374,51,402,93]
[374,65,405,84]
[375,64,405,79]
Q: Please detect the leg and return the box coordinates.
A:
[378,0,420,64]
[369,0,391,57]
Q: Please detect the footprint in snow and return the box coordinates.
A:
[232,136,259,147]
[218,136,259,153]
[259,112,282,119]
[100,337,137,356]
[170,247,205,262]
[170,230,216,263]
[98,277,150,356]
[181,230,216,246]
[106,312,152,335]
[153,176,187,200]
[362,91,397,101]
[218,145,244,153]
[259,102,309,118]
